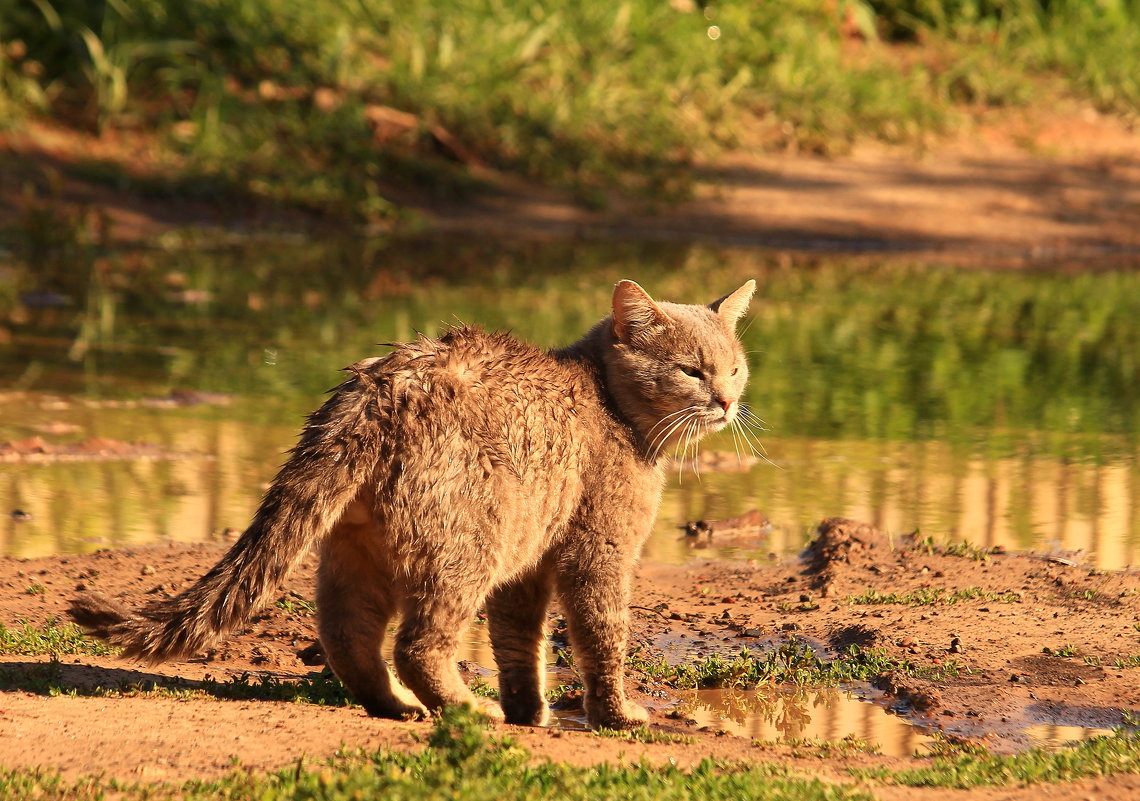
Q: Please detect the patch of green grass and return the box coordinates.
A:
[468,677,499,700]
[1112,654,1140,669]
[594,726,695,745]
[1042,643,1083,658]
[4,1,1140,220]
[754,736,881,759]
[24,582,47,595]
[0,619,117,656]
[628,637,964,690]
[912,536,992,561]
[0,705,875,800]
[274,594,317,616]
[846,587,1021,606]
[853,730,1140,789]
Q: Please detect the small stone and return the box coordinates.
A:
[140,565,156,576]
[798,594,812,603]
[742,627,763,637]
[781,622,799,631]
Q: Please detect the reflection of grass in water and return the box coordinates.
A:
[5,241,1139,447]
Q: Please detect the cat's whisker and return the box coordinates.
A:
[649,408,700,463]
[728,418,746,469]
[737,404,769,430]
[645,406,701,455]
[734,420,783,470]
[646,405,700,439]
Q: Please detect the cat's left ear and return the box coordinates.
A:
[710,280,756,328]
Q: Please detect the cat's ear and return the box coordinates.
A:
[710,280,756,328]
[612,280,671,343]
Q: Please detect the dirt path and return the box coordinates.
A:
[3,111,1139,258]
[4,520,1140,797]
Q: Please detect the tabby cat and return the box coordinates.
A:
[71,279,755,729]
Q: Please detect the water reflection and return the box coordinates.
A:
[680,687,934,757]
[2,238,1139,566]
[3,396,1140,570]
[1024,724,1116,750]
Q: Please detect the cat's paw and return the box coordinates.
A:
[587,701,649,730]
[471,697,507,723]
[364,698,429,721]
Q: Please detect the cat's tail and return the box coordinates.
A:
[69,358,390,663]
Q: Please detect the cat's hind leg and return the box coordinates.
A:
[394,584,505,721]
[486,564,554,726]
[317,518,425,720]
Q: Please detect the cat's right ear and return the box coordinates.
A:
[612,280,671,343]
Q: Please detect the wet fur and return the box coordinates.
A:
[70,280,754,729]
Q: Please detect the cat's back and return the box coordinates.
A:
[353,325,601,459]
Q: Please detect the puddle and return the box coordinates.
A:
[679,686,934,757]
[1024,724,1116,751]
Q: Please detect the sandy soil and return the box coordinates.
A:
[3,518,1140,798]
[2,107,1139,259]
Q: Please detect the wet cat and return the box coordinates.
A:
[70,279,755,729]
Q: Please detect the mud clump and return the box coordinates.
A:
[803,518,889,597]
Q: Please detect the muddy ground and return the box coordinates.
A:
[3,517,1140,800]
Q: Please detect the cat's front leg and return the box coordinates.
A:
[555,530,649,730]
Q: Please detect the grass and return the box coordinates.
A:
[0,705,874,801]
[0,619,116,657]
[627,637,965,690]
[594,726,695,745]
[2,1,1140,221]
[754,736,882,759]
[846,587,1022,606]
[852,730,1140,788]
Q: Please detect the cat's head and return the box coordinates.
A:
[602,279,754,459]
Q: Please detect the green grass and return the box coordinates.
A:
[2,1,1140,220]
[0,620,116,656]
[853,730,1140,788]
[627,637,965,690]
[0,706,873,801]
[594,726,695,745]
[755,736,882,758]
[846,587,1022,606]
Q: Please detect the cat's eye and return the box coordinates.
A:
[679,365,704,379]
[730,366,739,376]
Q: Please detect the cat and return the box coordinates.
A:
[70,278,755,729]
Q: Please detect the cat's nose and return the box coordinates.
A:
[717,396,735,413]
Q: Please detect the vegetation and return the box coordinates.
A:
[627,637,965,690]
[846,587,1021,605]
[0,705,873,801]
[0,619,116,657]
[852,730,1140,788]
[1,1,1139,218]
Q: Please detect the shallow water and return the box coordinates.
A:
[3,234,1139,566]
